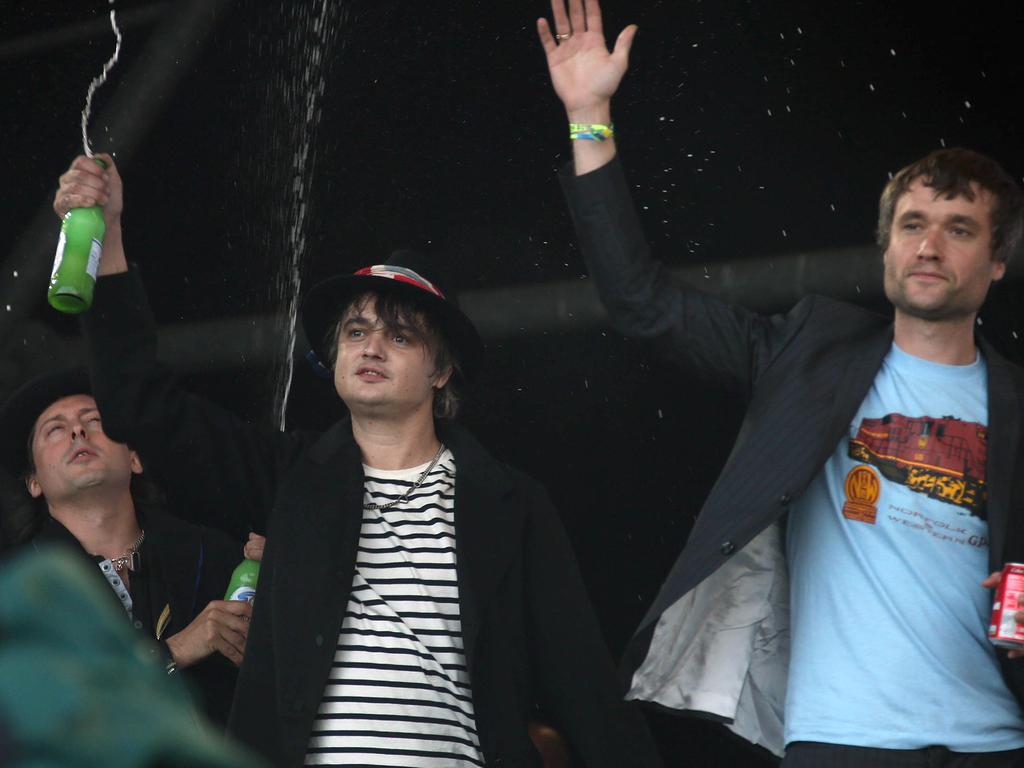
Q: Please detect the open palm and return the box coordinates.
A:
[537,0,637,114]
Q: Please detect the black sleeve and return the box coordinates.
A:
[80,267,310,537]
[181,524,247,730]
[523,483,664,767]
[560,157,810,398]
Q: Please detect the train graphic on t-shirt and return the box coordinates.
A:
[847,413,987,516]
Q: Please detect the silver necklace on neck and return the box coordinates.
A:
[363,443,446,512]
[110,529,146,574]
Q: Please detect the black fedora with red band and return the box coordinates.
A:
[301,250,483,382]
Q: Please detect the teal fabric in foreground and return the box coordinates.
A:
[0,545,263,768]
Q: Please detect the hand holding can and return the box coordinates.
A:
[988,563,1024,656]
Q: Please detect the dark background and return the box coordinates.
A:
[4,1,1024,765]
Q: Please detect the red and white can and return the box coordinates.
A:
[990,563,1024,649]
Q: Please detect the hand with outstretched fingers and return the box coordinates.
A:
[536,0,637,118]
[166,599,253,668]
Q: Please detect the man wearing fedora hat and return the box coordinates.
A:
[56,154,660,767]
[0,367,246,727]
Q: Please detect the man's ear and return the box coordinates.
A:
[129,450,144,475]
[25,473,42,499]
[432,365,453,390]
[991,258,1007,283]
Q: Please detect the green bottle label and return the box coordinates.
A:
[224,559,260,601]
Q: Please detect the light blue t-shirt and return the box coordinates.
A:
[785,343,1024,751]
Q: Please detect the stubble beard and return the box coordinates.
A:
[883,260,973,323]
[887,285,973,322]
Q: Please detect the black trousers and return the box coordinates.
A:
[782,742,1024,768]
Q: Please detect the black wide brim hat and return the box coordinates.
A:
[0,368,92,477]
[301,249,484,382]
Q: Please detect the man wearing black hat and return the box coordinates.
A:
[0,367,247,727]
[56,154,661,767]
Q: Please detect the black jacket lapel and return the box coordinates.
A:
[981,337,1022,570]
[821,324,894,465]
[442,426,520,670]
[270,419,365,712]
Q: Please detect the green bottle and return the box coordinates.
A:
[224,559,260,602]
[48,158,107,314]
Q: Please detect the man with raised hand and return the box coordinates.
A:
[539,0,1024,765]
[55,153,662,767]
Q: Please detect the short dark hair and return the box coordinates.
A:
[877,148,1024,263]
[325,289,463,420]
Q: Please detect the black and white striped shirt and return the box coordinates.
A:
[305,450,483,766]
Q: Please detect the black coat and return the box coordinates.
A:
[81,269,662,768]
[561,156,1024,710]
[28,506,241,726]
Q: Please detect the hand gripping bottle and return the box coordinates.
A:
[48,158,107,314]
[224,559,260,602]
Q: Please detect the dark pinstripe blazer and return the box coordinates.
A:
[561,156,1024,708]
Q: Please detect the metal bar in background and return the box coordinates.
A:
[10,242,1021,385]
[5,241,1020,390]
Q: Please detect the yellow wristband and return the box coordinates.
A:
[569,123,614,141]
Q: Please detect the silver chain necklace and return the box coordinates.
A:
[110,529,145,574]
[363,443,447,512]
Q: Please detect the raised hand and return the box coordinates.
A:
[54,154,122,226]
[53,153,128,275]
[537,0,637,119]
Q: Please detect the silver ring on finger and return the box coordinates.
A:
[555,32,572,41]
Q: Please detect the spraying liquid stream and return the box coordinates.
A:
[271,0,341,430]
[81,2,123,157]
